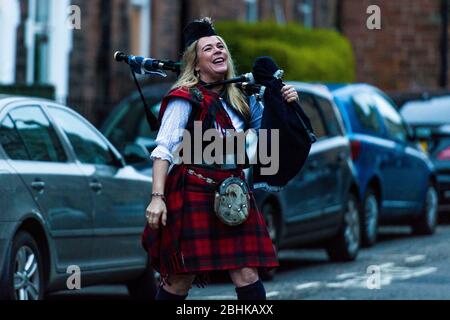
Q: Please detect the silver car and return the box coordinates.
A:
[0,95,155,300]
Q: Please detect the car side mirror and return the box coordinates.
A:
[123,142,150,164]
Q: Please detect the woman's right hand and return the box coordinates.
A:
[146,198,167,230]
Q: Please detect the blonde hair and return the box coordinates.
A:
[172,36,250,121]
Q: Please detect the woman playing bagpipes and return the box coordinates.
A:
[142,17,305,301]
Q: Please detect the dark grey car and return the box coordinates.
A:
[0,96,155,300]
[102,83,362,281]
[255,83,361,271]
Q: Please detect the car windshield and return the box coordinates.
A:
[103,99,160,152]
[135,103,161,150]
[401,96,450,125]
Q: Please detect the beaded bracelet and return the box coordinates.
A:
[151,192,166,201]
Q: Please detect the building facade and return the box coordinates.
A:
[0,0,448,126]
[340,0,449,93]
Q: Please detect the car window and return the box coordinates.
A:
[0,115,31,160]
[8,106,67,162]
[372,93,407,142]
[49,107,117,166]
[315,96,342,136]
[351,93,382,134]
[299,92,327,139]
[104,99,160,152]
[135,102,160,150]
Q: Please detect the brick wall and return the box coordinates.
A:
[314,0,338,29]
[10,0,346,126]
[151,0,181,59]
[66,0,182,125]
[67,0,104,123]
[188,0,246,21]
[14,0,448,126]
[184,0,337,27]
[257,0,337,28]
[340,0,444,93]
[67,0,142,125]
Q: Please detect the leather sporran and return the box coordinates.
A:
[214,177,250,226]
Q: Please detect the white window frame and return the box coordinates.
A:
[26,0,49,84]
[0,0,20,84]
[26,0,73,103]
[244,0,258,22]
[298,0,314,28]
[130,0,151,57]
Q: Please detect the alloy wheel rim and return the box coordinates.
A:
[344,197,360,254]
[13,246,40,300]
[365,195,378,240]
[265,208,277,242]
[426,187,438,229]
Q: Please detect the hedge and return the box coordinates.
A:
[215,21,355,82]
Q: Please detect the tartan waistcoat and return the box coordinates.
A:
[158,85,250,166]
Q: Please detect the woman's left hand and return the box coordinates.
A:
[281,85,299,103]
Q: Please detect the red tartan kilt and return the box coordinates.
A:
[142,165,279,278]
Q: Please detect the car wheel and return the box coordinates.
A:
[412,184,439,235]
[127,255,158,300]
[361,188,379,247]
[326,193,360,262]
[259,203,279,281]
[2,231,45,300]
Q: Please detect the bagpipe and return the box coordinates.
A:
[115,52,316,189]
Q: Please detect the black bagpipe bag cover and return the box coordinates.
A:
[251,56,315,189]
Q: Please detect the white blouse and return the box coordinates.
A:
[151,96,264,164]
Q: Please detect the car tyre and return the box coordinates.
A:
[361,188,379,247]
[259,203,280,281]
[326,192,360,262]
[1,231,45,300]
[412,184,438,235]
[127,254,158,300]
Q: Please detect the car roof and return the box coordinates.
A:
[0,95,58,108]
[0,95,24,107]
[401,95,450,125]
[286,81,333,100]
[325,83,379,96]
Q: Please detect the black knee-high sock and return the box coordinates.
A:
[155,286,188,300]
[235,280,266,300]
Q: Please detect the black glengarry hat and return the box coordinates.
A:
[183,18,217,50]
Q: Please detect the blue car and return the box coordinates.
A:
[327,84,439,246]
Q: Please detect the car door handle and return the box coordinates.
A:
[31,180,45,192]
[89,181,103,192]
